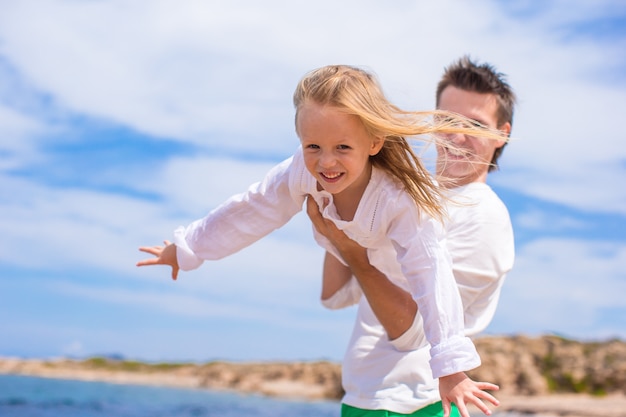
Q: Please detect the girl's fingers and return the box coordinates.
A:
[476,382,499,391]
[441,399,451,417]
[138,246,163,255]
[137,245,165,267]
[477,391,499,406]
[455,401,471,417]
[475,383,500,406]
[136,258,160,267]
[469,398,492,416]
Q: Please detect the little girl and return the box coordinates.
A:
[138,65,503,417]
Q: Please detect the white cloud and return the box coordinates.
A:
[51,233,326,322]
[2,0,624,214]
[0,174,165,272]
[511,238,625,306]
[514,209,588,232]
[0,105,48,170]
[61,340,85,358]
[494,78,626,214]
[492,237,626,339]
[154,155,292,215]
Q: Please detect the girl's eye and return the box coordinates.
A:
[337,144,351,150]
[306,144,320,149]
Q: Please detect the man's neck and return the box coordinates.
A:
[442,175,488,190]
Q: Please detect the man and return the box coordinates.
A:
[307,56,516,417]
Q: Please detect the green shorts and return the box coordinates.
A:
[341,401,459,417]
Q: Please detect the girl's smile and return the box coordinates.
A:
[320,171,344,182]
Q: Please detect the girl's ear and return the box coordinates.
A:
[369,136,385,156]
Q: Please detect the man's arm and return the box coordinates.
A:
[307,196,417,340]
[321,251,352,300]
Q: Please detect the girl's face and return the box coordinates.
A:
[296,102,384,198]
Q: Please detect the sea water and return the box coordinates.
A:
[0,374,339,417]
[0,374,540,417]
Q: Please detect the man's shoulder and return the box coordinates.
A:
[446,182,511,225]
[451,182,506,207]
[444,182,514,257]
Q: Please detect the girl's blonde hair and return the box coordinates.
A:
[293,65,507,221]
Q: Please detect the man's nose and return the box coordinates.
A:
[447,132,467,145]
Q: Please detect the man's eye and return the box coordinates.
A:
[436,116,458,126]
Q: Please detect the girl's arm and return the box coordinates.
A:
[137,151,309,277]
[142,153,307,276]
[174,156,303,270]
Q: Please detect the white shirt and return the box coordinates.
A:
[444,183,514,335]
[173,147,479,383]
[324,181,514,412]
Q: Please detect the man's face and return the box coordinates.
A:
[436,86,509,186]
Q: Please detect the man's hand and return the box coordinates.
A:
[305,195,365,260]
[439,372,499,417]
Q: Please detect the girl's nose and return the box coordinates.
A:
[319,151,336,168]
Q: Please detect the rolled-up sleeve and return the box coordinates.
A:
[321,276,363,310]
[388,313,427,351]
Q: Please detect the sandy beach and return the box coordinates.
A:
[489,394,626,417]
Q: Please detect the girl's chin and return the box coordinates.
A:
[319,183,345,195]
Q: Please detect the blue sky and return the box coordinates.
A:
[1,0,625,363]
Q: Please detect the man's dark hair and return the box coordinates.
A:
[436,56,516,171]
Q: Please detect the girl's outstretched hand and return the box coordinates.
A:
[137,240,180,280]
[439,372,499,417]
